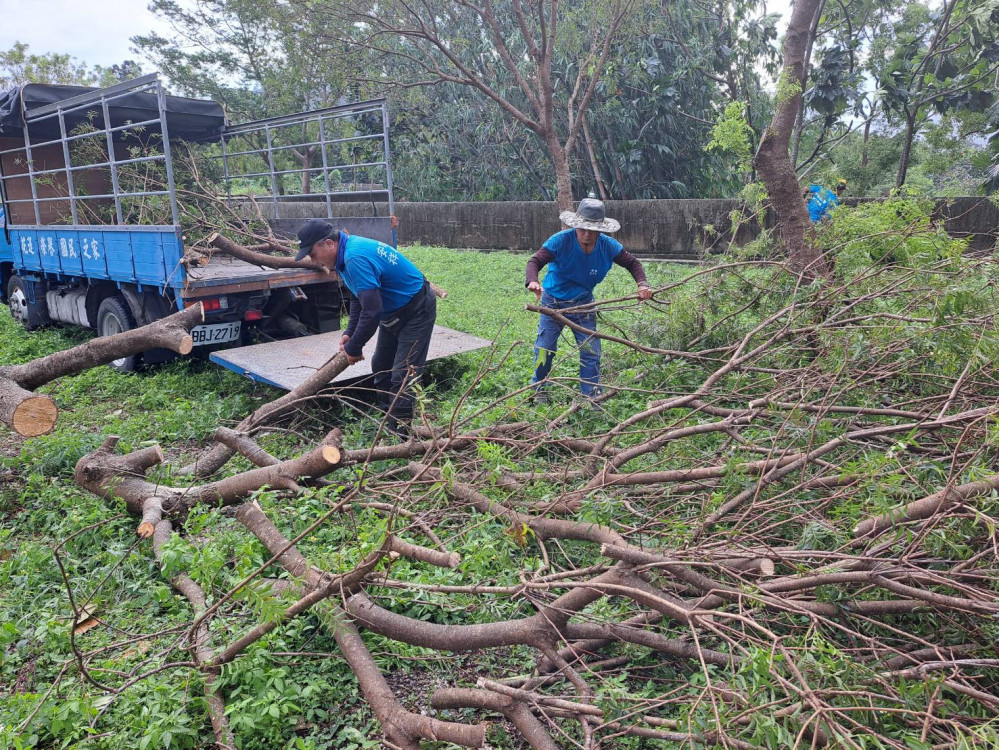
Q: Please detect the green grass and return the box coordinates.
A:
[0,245,682,750]
[5,234,998,749]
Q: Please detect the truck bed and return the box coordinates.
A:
[181,255,331,299]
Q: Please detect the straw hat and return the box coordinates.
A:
[559,198,620,233]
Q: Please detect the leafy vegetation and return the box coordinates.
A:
[2,1,999,745]
[3,210,999,747]
[5,0,998,200]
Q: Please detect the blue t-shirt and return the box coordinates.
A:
[807,185,839,222]
[335,233,424,314]
[540,229,623,300]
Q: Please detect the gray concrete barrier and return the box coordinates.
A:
[256,197,999,259]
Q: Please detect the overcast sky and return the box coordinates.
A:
[1,0,795,75]
[0,0,170,69]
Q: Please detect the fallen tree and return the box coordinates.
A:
[10,190,999,748]
[0,303,203,437]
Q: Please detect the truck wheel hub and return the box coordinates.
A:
[9,287,29,325]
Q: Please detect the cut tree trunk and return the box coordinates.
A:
[207,233,325,270]
[177,352,351,477]
[895,111,917,190]
[0,303,204,437]
[75,434,343,521]
[582,114,609,201]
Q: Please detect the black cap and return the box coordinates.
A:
[295,218,336,260]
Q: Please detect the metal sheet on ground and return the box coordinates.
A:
[209,325,493,391]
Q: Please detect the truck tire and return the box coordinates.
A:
[97,296,140,373]
[7,275,50,330]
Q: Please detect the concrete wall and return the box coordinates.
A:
[261,197,999,259]
[393,200,759,260]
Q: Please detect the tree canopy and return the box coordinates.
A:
[3,0,997,201]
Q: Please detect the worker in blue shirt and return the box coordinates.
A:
[806,179,847,222]
[525,198,652,401]
[296,218,436,437]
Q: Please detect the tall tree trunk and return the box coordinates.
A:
[895,111,917,190]
[582,114,609,201]
[753,0,828,279]
[861,115,873,168]
[790,0,826,168]
[605,129,626,195]
[301,150,312,195]
[545,130,575,212]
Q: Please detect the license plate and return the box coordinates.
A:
[191,321,241,346]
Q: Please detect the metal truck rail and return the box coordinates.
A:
[0,75,401,371]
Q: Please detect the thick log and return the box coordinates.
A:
[0,304,204,437]
[347,567,635,653]
[208,233,325,271]
[387,536,461,568]
[0,382,58,437]
[854,473,999,537]
[208,233,449,298]
[432,688,558,750]
[213,427,281,467]
[8,303,204,391]
[328,606,488,749]
[75,435,344,517]
[186,442,342,508]
[74,437,171,515]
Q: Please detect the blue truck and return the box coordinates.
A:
[0,74,397,372]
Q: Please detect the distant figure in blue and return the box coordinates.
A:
[525,198,652,401]
[806,178,847,222]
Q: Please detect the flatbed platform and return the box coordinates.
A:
[209,325,493,391]
[182,255,331,298]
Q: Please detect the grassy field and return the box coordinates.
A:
[5,224,998,750]
[0,245,678,750]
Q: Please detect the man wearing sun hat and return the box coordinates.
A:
[296,218,436,437]
[525,198,652,400]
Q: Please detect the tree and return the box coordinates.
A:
[387,81,557,201]
[579,0,778,199]
[310,0,639,211]
[869,0,999,189]
[0,42,135,89]
[754,0,829,277]
[660,0,782,184]
[134,0,366,195]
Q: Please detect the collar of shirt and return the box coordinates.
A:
[334,231,348,274]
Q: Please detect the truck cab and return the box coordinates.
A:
[0,75,397,371]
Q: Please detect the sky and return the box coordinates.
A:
[2,0,797,75]
[0,0,171,69]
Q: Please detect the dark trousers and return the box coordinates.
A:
[371,283,437,429]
